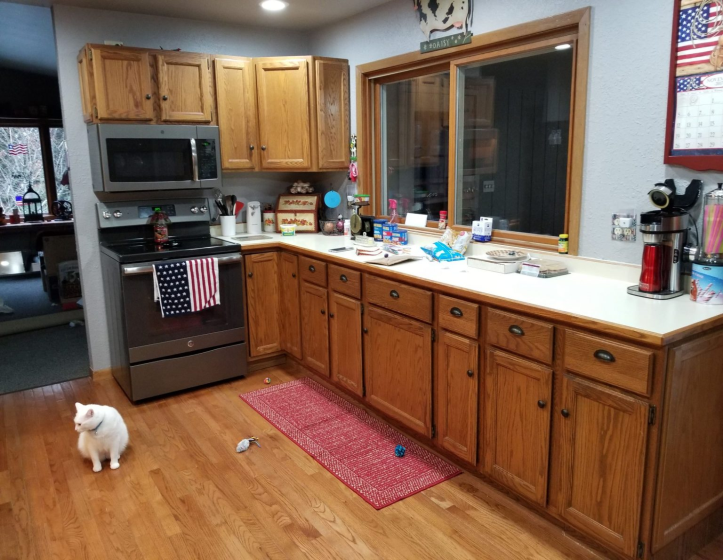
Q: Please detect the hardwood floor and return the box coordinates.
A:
[0,361,715,560]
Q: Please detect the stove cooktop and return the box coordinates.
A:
[100,236,240,264]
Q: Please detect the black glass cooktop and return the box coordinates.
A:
[101,236,239,264]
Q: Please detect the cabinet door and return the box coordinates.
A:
[301,282,329,376]
[329,292,363,396]
[90,47,154,121]
[437,331,479,464]
[365,305,432,437]
[559,374,649,558]
[484,349,552,506]
[255,59,312,169]
[245,253,281,357]
[279,253,302,360]
[215,57,258,170]
[77,48,93,123]
[157,53,212,122]
[315,59,349,169]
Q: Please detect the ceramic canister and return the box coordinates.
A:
[691,263,723,305]
[263,212,276,233]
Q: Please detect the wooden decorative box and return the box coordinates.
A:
[276,194,320,233]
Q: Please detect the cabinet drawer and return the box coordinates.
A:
[365,275,433,323]
[564,330,653,396]
[300,256,328,287]
[438,295,479,338]
[329,264,361,299]
[486,309,554,365]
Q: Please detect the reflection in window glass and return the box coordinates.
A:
[0,127,47,213]
[381,72,450,219]
[51,128,70,203]
[455,49,573,236]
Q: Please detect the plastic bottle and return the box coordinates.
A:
[438,210,447,230]
[388,199,400,225]
[558,234,569,254]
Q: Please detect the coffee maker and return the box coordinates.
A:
[628,180,702,300]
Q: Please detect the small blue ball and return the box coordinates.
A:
[394,445,406,457]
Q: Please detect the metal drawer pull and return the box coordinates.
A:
[291,273,296,278]
[450,307,463,317]
[162,95,168,101]
[538,400,547,409]
[508,325,525,336]
[340,274,348,282]
[122,254,241,276]
[329,313,334,318]
[363,328,368,334]
[467,369,474,378]
[250,145,255,151]
[309,265,316,272]
[390,290,400,299]
[321,309,326,315]
[561,409,570,418]
[594,349,616,363]
[248,272,253,278]
[145,94,151,99]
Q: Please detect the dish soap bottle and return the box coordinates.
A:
[388,199,400,225]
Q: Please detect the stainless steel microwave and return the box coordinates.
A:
[87,124,222,192]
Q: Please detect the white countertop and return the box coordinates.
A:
[216,231,723,343]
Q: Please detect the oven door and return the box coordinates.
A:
[120,253,244,362]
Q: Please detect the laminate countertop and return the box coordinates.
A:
[215,231,723,346]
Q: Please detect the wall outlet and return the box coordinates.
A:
[104,40,124,46]
[483,180,495,193]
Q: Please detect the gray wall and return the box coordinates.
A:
[309,0,720,264]
[53,5,310,371]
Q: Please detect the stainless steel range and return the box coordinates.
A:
[99,198,246,402]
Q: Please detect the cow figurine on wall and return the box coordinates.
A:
[412,0,473,40]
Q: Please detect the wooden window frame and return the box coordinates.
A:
[356,8,590,255]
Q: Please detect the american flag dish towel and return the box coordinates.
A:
[152,258,220,317]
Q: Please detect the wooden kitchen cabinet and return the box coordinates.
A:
[156,52,212,123]
[214,56,258,170]
[301,282,330,376]
[558,374,649,558]
[279,252,302,360]
[245,253,281,357]
[255,58,312,170]
[436,331,479,464]
[484,349,552,506]
[329,292,363,396]
[364,305,433,437]
[315,58,350,169]
[84,46,154,122]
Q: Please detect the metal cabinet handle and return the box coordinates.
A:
[508,325,525,336]
[363,328,368,334]
[309,265,316,273]
[247,272,253,278]
[538,400,547,409]
[467,369,474,378]
[291,272,296,278]
[162,95,168,101]
[340,274,348,283]
[594,349,615,363]
[390,290,400,299]
[329,313,334,318]
[561,409,570,418]
[321,309,325,315]
[261,145,267,151]
[145,94,151,100]
[450,307,463,317]
[250,145,255,151]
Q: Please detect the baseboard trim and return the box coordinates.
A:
[0,310,85,336]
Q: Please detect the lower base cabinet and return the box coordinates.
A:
[484,349,552,506]
[364,305,433,437]
[559,374,649,558]
[279,252,302,360]
[329,292,363,396]
[245,253,281,357]
[300,282,330,376]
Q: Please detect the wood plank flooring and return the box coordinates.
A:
[0,360,715,560]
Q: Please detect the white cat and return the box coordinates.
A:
[74,403,129,472]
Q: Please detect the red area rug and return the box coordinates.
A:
[240,378,461,509]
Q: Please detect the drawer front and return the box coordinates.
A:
[486,309,554,365]
[438,295,479,338]
[300,256,328,287]
[329,264,361,299]
[365,275,433,323]
[564,330,653,396]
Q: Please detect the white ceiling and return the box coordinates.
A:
[4,0,394,30]
[0,2,57,75]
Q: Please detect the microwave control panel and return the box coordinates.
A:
[197,139,218,180]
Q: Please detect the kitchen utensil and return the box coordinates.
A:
[324,191,341,209]
[247,201,262,235]
[215,199,227,215]
[486,249,528,261]
[234,201,244,216]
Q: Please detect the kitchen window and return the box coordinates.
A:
[0,121,69,217]
[359,9,589,253]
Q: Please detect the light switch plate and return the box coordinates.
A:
[483,180,495,193]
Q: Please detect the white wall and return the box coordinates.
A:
[53,5,310,371]
[310,0,719,264]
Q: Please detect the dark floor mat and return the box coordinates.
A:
[0,275,63,322]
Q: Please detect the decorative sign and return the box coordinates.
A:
[412,0,474,53]
[665,0,723,171]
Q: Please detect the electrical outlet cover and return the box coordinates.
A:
[483,180,495,193]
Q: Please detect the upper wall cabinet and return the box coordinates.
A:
[315,58,350,169]
[157,52,213,123]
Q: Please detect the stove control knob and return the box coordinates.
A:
[102,211,111,219]
[113,211,122,218]
[190,206,199,214]
[199,206,208,214]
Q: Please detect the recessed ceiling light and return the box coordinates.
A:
[555,43,572,51]
[261,0,287,11]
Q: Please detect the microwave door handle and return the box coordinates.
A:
[190,138,199,182]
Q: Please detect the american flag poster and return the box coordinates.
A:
[152,258,220,317]
[7,144,28,155]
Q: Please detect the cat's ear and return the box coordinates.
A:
[75,402,83,412]
[86,408,94,418]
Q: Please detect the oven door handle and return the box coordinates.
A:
[190,138,199,182]
[122,254,241,276]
